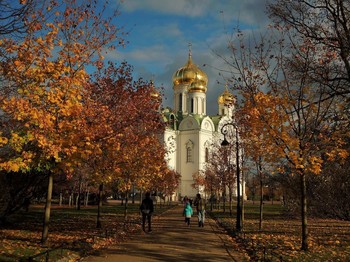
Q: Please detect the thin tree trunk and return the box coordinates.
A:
[258,158,263,231]
[241,168,245,230]
[77,176,82,210]
[210,180,213,211]
[223,185,226,213]
[259,176,263,230]
[124,190,129,219]
[96,184,103,228]
[132,184,135,204]
[300,172,309,251]
[271,188,274,205]
[41,173,53,244]
[229,186,233,216]
[69,193,72,207]
[85,190,89,206]
[59,192,62,206]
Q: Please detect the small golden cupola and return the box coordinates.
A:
[172,50,208,91]
[150,80,161,100]
[218,85,235,106]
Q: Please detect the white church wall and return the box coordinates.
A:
[177,129,200,199]
[164,129,177,170]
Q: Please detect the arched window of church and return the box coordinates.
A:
[205,147,209,162]
[179,93,183,111]
[191,98,194,113]
[170,114,175,128]
[187,147,193,162]
[186,140,194,163]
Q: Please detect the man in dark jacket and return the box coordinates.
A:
[140,192,154,232]
[194,193,205,227]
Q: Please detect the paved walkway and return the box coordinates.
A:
[80,204,250,262]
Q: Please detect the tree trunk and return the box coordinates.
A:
[69,193,72,207]
[96,184,103,228]
[41,173,53,244]
[259,177,263,230]
[223,185,226,213]
[77,176,82,210]
[210,181,213,211]
[124,190,129,219]
[229,186,233,216]
[132,184,135,204]
[59,192,62,206]
[86,190,89,206]
[300,172,309,251]
[258,158,263,231]
[241,168,245,230]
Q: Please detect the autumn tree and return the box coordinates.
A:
[193,140,235,213]
[0,0,124,243]
[85,62,172,220]
[220,19,349,250]
[268,0,350,99]
[266,0,350,220]
[158,168,181,204]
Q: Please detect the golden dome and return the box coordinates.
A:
[149,80,161,101]
[172,53,208,89]
[150,90,161,99]
[188,78,207,93]
[218,87,235,105]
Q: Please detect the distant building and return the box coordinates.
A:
[162,49,244,200]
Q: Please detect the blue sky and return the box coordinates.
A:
[107,0,271,115]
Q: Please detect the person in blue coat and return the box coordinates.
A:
[183,202,193,226]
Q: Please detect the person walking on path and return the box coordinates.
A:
[183,201,193,226]
[82,204,251,261]
[140,192,154,232]
[182,196,189,206]
[79,203,252,262]
[194,193,206,227]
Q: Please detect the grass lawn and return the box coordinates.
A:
[210,201,350,261]
[0,200,175,261]
[1,200,349,261]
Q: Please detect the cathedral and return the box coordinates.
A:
[162,49,241,200]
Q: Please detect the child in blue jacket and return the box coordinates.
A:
[183,202,193,226]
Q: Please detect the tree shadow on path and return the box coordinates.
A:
[81,205,249,262]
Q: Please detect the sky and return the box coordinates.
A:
[107,0,272,115]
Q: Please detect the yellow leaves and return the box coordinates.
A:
[241,85,350,177]
[307,156,323,174]
[13,60,22,67]
[325,149,348,161]
[9,133,26,152]
[36,37,45,45]
[0,135,8,145]
[338,149,349,159]
[0,157,30,172]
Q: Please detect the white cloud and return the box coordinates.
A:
[105,45,172,64]
[111,0,273,114]
[120,0,270,26]
[121,0,213,17]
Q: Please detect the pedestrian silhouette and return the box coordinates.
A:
[140,192,154,232]
[194,193,206,227]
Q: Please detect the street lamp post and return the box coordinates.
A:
[221,122,242,232]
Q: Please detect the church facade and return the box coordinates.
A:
[162,50,240,200]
